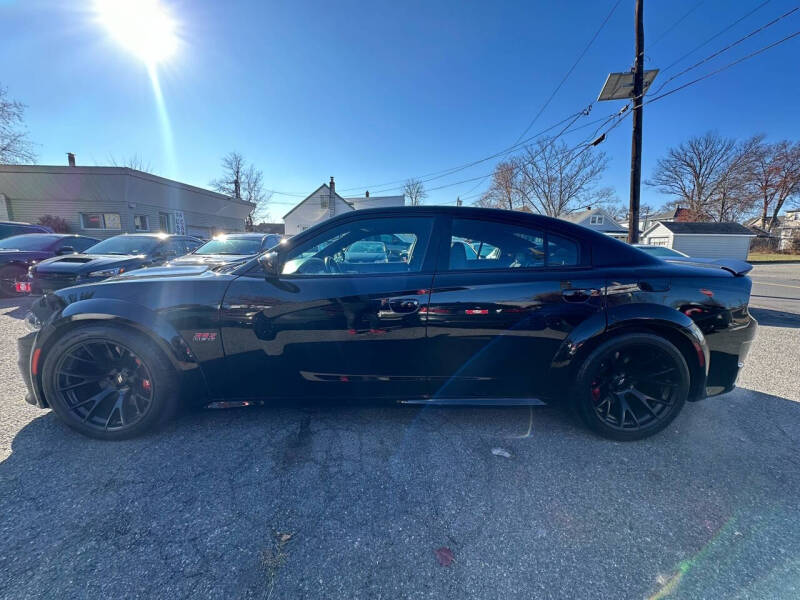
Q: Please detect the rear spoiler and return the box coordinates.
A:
[713,259,753,276]
[668,257,753,276]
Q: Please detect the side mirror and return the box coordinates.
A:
[57,246,76,255]
[258,251,280,277]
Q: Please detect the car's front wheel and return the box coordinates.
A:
[571,333,690,441]
[41,324,179,440]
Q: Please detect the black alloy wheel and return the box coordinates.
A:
[41,325,179,439]
[573,333,690,440]
[52,340,154,431]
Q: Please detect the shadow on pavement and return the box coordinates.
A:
[749,307,800,328]
[1,389,799,599]
[0,296,35,320]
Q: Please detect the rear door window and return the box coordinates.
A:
[447,218,580,271]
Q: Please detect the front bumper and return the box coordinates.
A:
[17,332,43,408]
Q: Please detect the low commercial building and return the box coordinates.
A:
[0,161,254,240]
[283,177,404,236]
[641,221,755,260]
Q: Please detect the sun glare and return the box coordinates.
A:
[94,0,178,65]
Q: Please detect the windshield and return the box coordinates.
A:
[85,236,161,255]
[0,234,60,250]
[194,237,263,255]
[347,241,385,253]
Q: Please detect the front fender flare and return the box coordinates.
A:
[37,298,199,371]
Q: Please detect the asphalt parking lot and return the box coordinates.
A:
[1,265,799,599]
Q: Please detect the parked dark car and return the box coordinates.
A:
[18,206,757,441]
[632,244,690,259]
[0,221,52,240]
[343,240,388,263]
[167,233,282,267]
[0,234,99,296]
[28,233,203,294]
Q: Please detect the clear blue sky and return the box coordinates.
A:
[2,0,799,219]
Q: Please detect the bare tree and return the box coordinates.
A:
[749,140,800,230]
[403,178,428,206]
[108,153,154,173]
[646,132,760,222]
[514,137,610,217]
[210,151,272,228]
[0,86,36,164]
[477,161,523,210]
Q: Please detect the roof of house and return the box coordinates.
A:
[0,164,254,207]
[564,207,627,232]
[647,221,755,235]
[282,183,404,220]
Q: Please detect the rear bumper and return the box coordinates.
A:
[704,312,758,398]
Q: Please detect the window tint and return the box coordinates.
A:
[281,217,433,276]
[449,219,545,270]
[55,237,96,252]
[547,233,579,266]
[448,219,580,270]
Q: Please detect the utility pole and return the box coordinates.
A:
[628,0,644,244]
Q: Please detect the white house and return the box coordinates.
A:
[641,221,755,260]
[563,207,627,240]
[283,177,404,235]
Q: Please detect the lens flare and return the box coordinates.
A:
[94,0,178,65]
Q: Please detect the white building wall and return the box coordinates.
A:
[671,235,752,260]
[283,188,353,236]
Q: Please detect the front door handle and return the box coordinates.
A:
[378,298,420,318]
[562,288,600,303]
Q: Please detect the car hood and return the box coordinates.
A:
[115,264,212,280]
[0,250,53,264]
[33,254,148,274]
[168,253,252,266]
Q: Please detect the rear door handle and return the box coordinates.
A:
[562,288,600,303]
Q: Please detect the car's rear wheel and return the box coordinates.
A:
[0,265,26,297]
[572,333,690,441]
[41,324,179,440]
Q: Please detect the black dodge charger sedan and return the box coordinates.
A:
[28,233,203,294]
[18,206,757,441]
[0,234,99,296]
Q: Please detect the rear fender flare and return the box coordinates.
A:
[549,303,709,400]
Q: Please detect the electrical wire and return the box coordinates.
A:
[660,0,773,73]
[650,1,705,49]
[512,0,623,144]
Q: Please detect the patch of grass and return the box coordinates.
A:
[747,253,800,263]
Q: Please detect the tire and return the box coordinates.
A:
[0,265,26,297]
[41,324,180,440]
[571,333,690,441]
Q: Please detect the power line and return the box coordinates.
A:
[650,1,705,49]
[660,0,773,72]
[512,0,623,145]
[644,5,800,99]
[644,28,800,104]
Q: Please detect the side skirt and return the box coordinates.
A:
[399,397,548,406]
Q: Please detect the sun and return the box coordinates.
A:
[94,0,178,65]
